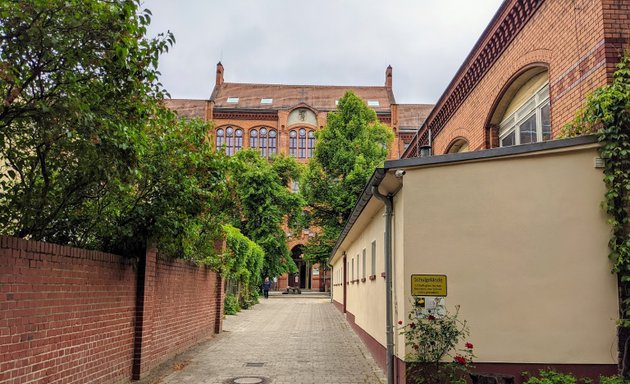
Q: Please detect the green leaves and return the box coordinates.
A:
[565,55,630,321]
[226,150,304,277]
[0,1,230,265]
[302,91,394,265]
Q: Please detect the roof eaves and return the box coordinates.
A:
[329,134,599,264]
[328,168,387,265]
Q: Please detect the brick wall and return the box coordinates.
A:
[410,0,629,156]
[0,236,223,384]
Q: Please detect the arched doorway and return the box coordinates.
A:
[290,245,310,290]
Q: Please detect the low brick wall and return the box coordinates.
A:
[0,236,224,384]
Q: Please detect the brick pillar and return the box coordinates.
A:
[215,274,225,334]
[132,242,157,380]
[214,239,226,334]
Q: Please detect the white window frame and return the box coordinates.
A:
[499,83,550,147]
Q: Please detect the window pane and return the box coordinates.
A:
[250,129,258,149]
[371,241,376,276]
[519,114,537,144]
[541,102,551,141]
[307,131,315,158]
[216,129,224,151]
[289,130,297,157]
[298,128,306,159]
[501,130,516,147]
[225,128,234,156]
[269,130,277,155]
[235,129,243,152]
[260,128,267,157]
[362,249,366,278]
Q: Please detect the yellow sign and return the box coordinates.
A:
[411,274,447,297]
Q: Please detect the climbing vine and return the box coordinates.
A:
[564,55,630,322]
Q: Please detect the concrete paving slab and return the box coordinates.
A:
[140,297,384,384]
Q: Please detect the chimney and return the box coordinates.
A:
[216,62,224,86]
[385,65,392,90]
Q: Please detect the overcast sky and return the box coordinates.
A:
[144,0,505,105]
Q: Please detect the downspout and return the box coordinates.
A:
[372,186,395,384]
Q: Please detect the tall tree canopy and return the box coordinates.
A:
[0,0,229,264]
[227,150,304,278]
[301,91,394,265]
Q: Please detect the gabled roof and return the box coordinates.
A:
[398,104,433,131]
[211,82,394,112]
[163,99,206,119]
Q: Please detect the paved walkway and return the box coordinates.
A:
[145,294,385,384]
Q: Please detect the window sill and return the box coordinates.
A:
[369,275,377,281]
[361,278,366,283]
[381,272,386,278]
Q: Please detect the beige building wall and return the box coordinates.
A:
[401,143,617,364]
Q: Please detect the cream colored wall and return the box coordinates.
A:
[401,144,618,364]
[342,206,388,347]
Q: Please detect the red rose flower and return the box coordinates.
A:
[454,355,466,365]
[427,315,436,321]
[398,320,403,325]
[465,342,474,349]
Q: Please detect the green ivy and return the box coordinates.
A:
[222,224,265,308]
[564,55,630,322]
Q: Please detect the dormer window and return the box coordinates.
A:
[260,98,273,104]
[226,97,239,103]
[367,100,380,107]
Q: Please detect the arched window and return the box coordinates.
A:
[298,128,306,158]
[250,129,258,150]
[216,128,224,150]
[260,128,268,157]
[216,126,243,156]
[269,129,277,155]
[250,127,277,158]
[490,69,550,147]
[225,127,234,156]
[446,138,469,154]
[235,129,243,152]
[307,131,315,158]
[289,130,297,157]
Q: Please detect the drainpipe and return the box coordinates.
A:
[372,185,394,384]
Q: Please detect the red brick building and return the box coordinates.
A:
[166,64,432,291]
[402,0,629,158]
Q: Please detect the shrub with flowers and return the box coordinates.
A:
[399,301,474,384]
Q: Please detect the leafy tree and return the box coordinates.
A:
[0,0,230,264]
[227,150,304,278]
[0,0,174,243]
[301,91,394,265]
[93,111,229,262]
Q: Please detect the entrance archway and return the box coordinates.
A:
[290,245,310,290]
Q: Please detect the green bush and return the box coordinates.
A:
[224,294,240,315]
[600,376,630,384]
[523,370,577,384]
